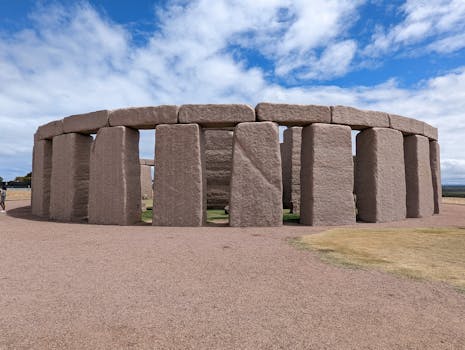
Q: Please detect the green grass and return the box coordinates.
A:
[442,185,465,198]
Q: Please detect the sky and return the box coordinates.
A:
[1,0,465,183]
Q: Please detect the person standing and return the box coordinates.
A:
[0,184,6,213]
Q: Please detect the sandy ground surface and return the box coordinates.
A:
[1,201,465,350]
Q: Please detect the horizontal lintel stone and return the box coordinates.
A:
[140,158,155,166]
[36,120,64,140]
[63,110,109,134]
[178,104,255,127]
[331,105,389,129]
[109,106,178,129]
[256,103,330,126]
[389,114,424,135]
[423,122,438,140]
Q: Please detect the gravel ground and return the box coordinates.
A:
[1,201,464,350]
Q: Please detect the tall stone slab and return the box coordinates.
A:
[204,129,233,209]
[355,128,406,222]
[49,133,92,222]
[140,165,153,200]
[153,124,206,226]
[404,135,434,218]
[88,127,141,225]
[300,124,355,226]
[229,122,282,227]
[429,141,442,214]
[31,139,53,217]
[282,127,302,214]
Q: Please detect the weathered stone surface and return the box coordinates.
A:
[300,123,355,226]
[31,139,52,217]
[179,104,255,127]
[423,123,439,140]
[256,103,331,126]
[404,135,434,218]
[389,114,424,135]
[430,141,442,214]
[88,127,141,225]
[331,106,389,129]
[109,106,178,129]
[229,122,282,227]
[204,129,233,209]
[49,133,92,222]
[355,128,406,222]
[140,158,155,166]
[63,110,109,134]
[140,165,153,200]
[153,124,206,226]
[36,120,63,140]
[282,127,302,214]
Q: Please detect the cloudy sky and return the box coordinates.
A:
[1,0,465,183]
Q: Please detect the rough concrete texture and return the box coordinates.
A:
[31,140,53,217]
[331,105,389,129]
[389,114,424,135]
[282,127,302,214]
[229,122,282,227]
[153,124,206,226]
[140,165,153,200]
[139,158,155,166]
[36,120,63,140]
[109,106,178,129]
[355,128,406,223]
[63,110,109,134]
[430,141,442,214]
[178,104,255,127]
[204,129,233,209]
[423,123,439,140]
[404,135,435,218]
[256,103,331,125]
[88,127,141,225]
[49,133,92,222]
[300,123,356,226]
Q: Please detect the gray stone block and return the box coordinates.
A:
[423,123,439,140]
[153,124,206,226]
[256,103,330,125]
[389,114,424,135]
[109,106,178,129]
[49,133,92,222]
[36,120,63,140]
[331,106,389,129]
[31,139,53,217]
[88,126,141,225]
[282,127,302,214]
[63,110,109,134]
[300,123,355,226]
[404,135,434,218]
[430,141,442,214]
[179,104,255,127]
[355,128,406,222]
[140,165,153,200]
[229,122,282,227]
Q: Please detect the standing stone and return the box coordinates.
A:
[404,135,434,218]
[355,128,406,222]
[300,123,355,226]
[31,139,53,217]
[140,165,153,200]
[430,141,442,214]
[204,129,233,209]
[282,127,302,214]
[49,133,92,222]
[153,124,206,226]
[88,127,141,225]
[229,122,282,227]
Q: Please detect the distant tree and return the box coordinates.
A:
[0,176,3,183]
[14,172,32,183]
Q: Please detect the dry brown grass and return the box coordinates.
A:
[295,227,465,291]
[442,197,465,205]
[5,189,31,201]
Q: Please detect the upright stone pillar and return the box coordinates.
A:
[300,123,355,226]
[355,128,406,222]
[88,127,141,225]
[282,127,302,214]
[404,135,434,218]
[31,139,53,217]
[153,124,206,226]
[140,165,153,200]
[430,141,442,214]
[49,133,92,222]
[229,122,282,227]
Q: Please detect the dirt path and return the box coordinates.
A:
[1,201,464,349]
